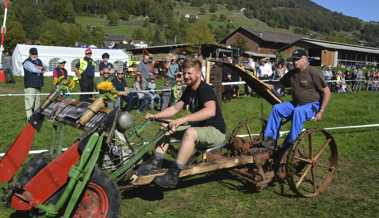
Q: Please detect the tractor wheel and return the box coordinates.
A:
[286,128,338,197]
[71,168,121,218]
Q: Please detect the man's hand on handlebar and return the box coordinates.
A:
[169,117,188,133]
[144,113,157,120]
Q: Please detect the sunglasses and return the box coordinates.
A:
[85,53,92,55]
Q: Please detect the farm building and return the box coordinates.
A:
[280,38,379,67]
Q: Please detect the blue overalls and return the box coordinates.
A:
[264,101,320,144]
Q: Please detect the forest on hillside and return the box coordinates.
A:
[2,0,379,51]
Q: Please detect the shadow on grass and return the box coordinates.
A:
[121,171,288,202]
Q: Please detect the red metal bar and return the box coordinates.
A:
[11,142,80,210]
[0,124,36,183]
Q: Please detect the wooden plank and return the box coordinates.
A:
[131,155,255,186]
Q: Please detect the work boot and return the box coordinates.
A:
[154,163,181,189]
[261,137,276,151]
[135,157,163,176]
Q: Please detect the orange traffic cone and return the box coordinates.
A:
[0,69,6,83]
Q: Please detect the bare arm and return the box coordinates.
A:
[169,100,216,129]
[315,86,331,121]
[181,100,216,123]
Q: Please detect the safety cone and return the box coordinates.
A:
[0,69,6,83]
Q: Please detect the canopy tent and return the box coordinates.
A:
[12,44,129,76]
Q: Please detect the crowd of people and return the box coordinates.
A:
[22,47,189,120]
[321,65,379,92]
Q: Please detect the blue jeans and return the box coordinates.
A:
[264,101,320,144]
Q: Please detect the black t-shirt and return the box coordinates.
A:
[180,82,226,133]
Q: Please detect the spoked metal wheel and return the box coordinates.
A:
[286,128,338,197]
[228,118,265,154]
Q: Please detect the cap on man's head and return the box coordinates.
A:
[290,49,308,61]
[29,47,38,55]
[85,48,92,54]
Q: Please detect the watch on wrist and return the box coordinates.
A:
[319,109,324,113]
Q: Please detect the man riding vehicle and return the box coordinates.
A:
[136,58,226,189]
[262,49,331,150]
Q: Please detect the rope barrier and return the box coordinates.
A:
[1,123,378,157]
[0,80,376,97]
[236,123,379,138]
[0,88,173,97]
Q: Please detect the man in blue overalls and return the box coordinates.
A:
[262,49,331,149]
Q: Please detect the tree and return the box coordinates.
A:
[107,12,120,26]
[185,21,215,44]
[43,0,75,23]
[209,3,217,13]
[132,28,145,40]
[5,20,26,52]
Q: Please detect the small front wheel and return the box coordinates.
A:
[72,168,121,218]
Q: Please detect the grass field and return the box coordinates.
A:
[75,3,289,39]
[0,78,378,217]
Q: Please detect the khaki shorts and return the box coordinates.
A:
[168,126,226,148]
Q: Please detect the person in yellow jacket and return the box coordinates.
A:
[75,48,96,102]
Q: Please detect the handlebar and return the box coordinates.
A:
[151,118,170,124]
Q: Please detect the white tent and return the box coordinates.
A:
[12,44,129,76]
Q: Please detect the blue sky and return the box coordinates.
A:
[312,0,379,22]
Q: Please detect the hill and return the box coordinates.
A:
[3,0,379,50]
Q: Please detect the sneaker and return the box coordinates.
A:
[135,158,162,176]
[154,164,181,189]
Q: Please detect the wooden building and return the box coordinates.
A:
[280,38,379,67]
[220,27,301,58]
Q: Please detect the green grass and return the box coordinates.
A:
[0,78,378,217]
[76,15,146,36]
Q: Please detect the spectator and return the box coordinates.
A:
[354,68,365,91]
[122,61,128,75]
[52,59,68,85]
[276,62,288,79]
[111,70,129,109]
[137,53,152,88]
[222,73,239,101]
[160,78,171,110]
[167,55,179,85]
[246,57,256,74]
[258,58,274,79]
[23,47,46,120]
[133,74,151,112]
[146,78,161,110]
[99,53,113,77]
[336,71,347,93]
[100,66,113,82]
[75,48,96,102]
[172,73,184,103]
[322,66,333,82]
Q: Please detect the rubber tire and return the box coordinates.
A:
[71,167,121,218]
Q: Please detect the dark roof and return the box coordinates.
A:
[221,27,302,45]
[280,38,379,54]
